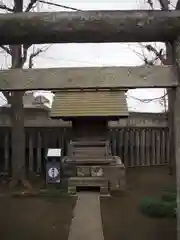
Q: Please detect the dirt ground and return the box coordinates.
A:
[0,196,76,240]
[101,166,176,240]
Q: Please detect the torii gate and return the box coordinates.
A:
[0,9,180,239]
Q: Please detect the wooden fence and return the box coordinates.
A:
[0,127,169,174]
[109,128,169,167]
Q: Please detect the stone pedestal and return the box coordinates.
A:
[65,157,126,194]
[103,161,126,191]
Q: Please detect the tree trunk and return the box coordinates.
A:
[1,10,180,44]
[9,0,31,189]
[10,91,26,185]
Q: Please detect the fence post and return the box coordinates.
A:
[28,132,34,174]
[4,131,9,173]
[36,131,42,174]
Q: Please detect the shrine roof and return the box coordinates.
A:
[50,89,128,118]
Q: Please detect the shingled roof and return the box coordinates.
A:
[50,89,128,118]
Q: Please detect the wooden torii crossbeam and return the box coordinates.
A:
[0,66,177,90]
[1,10,180,44]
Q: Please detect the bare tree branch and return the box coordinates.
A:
[128,92,168,103]
[25,0,38,12]
[28,48,43,68]
[176,0,180,9]
[145,44,168,64]
[0,1,14,12]
[3,91,11,102]
[38,0,82,11]
[159,0,169,10]
[21,44,32,65]
[129,0,169,111]
[147,0,154,9]
[22,45,28,65]
[129,43,160,66]
[144,56,159,66]
[0,45,12,55]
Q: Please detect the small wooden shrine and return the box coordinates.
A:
[51,88,129,193]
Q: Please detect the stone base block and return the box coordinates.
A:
[77,166,91,177]
[68,186,76,194]
[103,163,126,191]
[100,186,109,195]
[68,177,109,194]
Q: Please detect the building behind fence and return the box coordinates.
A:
[0,102,169,174]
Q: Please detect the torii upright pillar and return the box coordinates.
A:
[172,36,180,240]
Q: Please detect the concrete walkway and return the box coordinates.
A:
[68,192,104,240]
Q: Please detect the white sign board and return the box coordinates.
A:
[47,148,61,157]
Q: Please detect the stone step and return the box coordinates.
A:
[68,177,108,187]
[68,177,109,194]
[73,147,107,158]
[74,154,106,159]
[73,153,106,157]
[65,158,112,165]
[71,141,108,146]
[73,147,106,151]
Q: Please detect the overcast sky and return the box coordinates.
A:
[0,0,177,111]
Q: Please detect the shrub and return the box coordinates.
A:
[140,197,176,218]
[162,192,176,202]
[163,187,176,193]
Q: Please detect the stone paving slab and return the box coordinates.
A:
[68,192,104,240]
